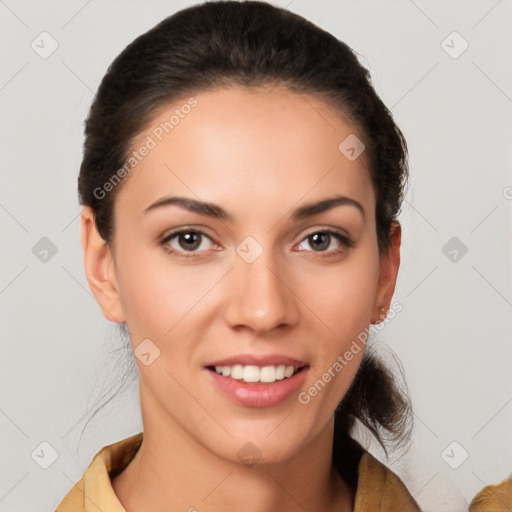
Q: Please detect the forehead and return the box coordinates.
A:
[116,85,373,220]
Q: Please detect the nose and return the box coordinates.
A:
[224,249,300,334]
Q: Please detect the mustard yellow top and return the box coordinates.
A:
[55,432,512,511]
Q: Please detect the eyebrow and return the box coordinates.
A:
[142,194,365,221]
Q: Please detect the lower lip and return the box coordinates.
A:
[205,367,309,408]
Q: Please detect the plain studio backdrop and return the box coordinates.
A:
[1,1,511,511]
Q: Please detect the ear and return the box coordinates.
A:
[371,221,401,324]
[80,206,125,323]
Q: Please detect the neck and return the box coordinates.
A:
[112,387,354,512]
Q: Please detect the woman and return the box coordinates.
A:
[55,2,511,510]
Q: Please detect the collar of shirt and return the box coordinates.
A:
[55,431,509,511]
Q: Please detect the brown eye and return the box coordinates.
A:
[297,229,353,254]
[308,232,331,251]
[160,229,215,257]
[176,232,202,251]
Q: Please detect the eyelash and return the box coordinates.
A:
[158,227,354,259]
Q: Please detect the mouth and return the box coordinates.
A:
[204,354,310,407]
[205,362,309,408]
[206,364,308,384]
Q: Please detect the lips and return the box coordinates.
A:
[204,354,309,407]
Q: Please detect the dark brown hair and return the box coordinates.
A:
[78,0,413,482]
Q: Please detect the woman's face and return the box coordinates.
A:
[82,85,400,464]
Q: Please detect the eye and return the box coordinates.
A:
[159,228,217,257]
[159,227,353,259]
[296,229,353,255]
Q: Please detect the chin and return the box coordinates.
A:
[207,429,308,468]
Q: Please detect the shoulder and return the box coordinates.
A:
[469,475,512,511]
[332,433,421,511]
[55,432,143,512]
[354,450,422,512]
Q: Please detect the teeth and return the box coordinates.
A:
[260,366,276,383]
[275,365,285,380]
[213,364,300,383]
[231,364,243,380]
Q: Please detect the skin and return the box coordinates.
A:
[80,84,401,512]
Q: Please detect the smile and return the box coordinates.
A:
[209,364,305,383]
[205,362,309,408]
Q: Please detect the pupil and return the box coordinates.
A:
[310,232,329,251]
[180,232,200,250]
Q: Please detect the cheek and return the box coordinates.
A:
[297,259,377,415]
[296,251,380,345]
[114,244,210,338]
[115,230,380,349]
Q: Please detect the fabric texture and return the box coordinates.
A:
[54,432,511,511]
[469,475,512,511]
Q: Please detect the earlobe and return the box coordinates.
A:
[371,221,401,324]
[80,206,125,324]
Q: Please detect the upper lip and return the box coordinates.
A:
[205,354,309,368]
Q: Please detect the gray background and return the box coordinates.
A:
[1,0,511,510]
